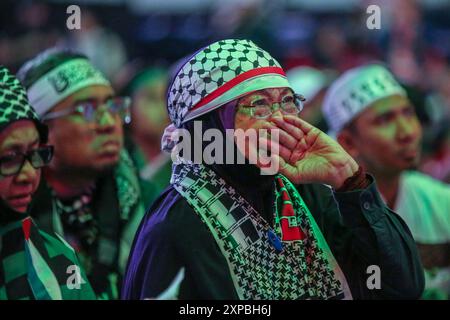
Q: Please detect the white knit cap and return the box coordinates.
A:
[322,63,407,137]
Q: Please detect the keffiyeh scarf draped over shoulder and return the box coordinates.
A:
[171,162,352,300]
[0,216,95,300]
[42,149,144,297]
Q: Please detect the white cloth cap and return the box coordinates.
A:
[322,63,407,137]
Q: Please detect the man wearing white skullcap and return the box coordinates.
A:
[323,63,450,299]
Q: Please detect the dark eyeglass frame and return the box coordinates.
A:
[41,96,131,124]
[0,145,54,177]
[238,93,306,119]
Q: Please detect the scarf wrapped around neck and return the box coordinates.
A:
[0,200,95,300]
[171,161,352,299]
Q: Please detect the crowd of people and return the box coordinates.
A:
[0,0,449,300]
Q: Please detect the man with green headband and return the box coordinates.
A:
[122,39,424,300]
[17,49,145,299]
[323,63,450,299]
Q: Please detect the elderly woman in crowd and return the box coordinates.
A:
[0,66,95,300]
[122,39,424,300]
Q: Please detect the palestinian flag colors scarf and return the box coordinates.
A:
[171,162,352,300]
[0,216,96,300]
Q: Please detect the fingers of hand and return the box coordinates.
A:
[271,117,304,140]
[267,127,298,150]
[258,136,292,161]
[283,115,318,135]
[248,137,281,171]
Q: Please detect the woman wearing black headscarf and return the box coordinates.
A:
[0,66,95,300]
[122,39,424,300]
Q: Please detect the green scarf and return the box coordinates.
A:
[29,149,145,299]
[0,213,96,300]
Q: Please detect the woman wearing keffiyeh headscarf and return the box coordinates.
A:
[0,66,95,300]
[122,39,424,300]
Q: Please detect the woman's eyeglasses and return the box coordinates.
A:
[42,97,131,124]
[0,146,54,177]
[238,93,306,119]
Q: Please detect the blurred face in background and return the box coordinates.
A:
[338,94,422,176]
[130,73,169,141]
[45,85,124,174]
[299,89,327,128]
[0,120,41,213]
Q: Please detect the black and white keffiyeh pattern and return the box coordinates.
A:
[0,66,40,125]
[171,162,352,300]
[167,39,291,127]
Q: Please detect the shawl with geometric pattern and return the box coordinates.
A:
[171,162,352,300]
[0,215,96,300]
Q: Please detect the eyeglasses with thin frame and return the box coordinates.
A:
[237,92,306,119]
[0,145,54,177]
[41,96,131,124]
